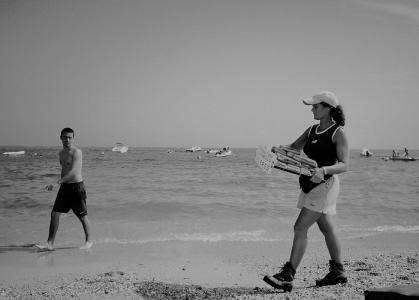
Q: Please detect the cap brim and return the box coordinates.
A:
[302,98,319,105]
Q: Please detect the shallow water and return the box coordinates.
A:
[1,147,418,246]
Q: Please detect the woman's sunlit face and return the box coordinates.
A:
[311,103,330,120]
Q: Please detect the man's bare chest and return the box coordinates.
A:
[60,155,73,168]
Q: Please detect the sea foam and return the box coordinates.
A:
[98,230,282,245]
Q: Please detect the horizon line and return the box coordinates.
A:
[1,145,417,151]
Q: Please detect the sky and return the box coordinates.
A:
[1,0,419,149]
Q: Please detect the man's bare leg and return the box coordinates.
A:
[36,211,61,251]
[79,215,92,249]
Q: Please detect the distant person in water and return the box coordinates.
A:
[36,128,92,251]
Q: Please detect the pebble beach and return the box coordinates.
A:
[1,232,418,299]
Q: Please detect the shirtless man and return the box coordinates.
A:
[36,128,92,251]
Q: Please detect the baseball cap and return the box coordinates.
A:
[302,91,339,108]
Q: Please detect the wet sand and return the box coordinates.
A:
[0,232,418,299]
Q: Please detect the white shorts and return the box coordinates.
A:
[297,175,340,215]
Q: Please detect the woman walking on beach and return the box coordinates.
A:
[263,91,349,292]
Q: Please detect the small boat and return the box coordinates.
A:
[360,149,373,157]
[386,156,418,161]
[3,150,25,156]
[186,146,202,152]
[111,143,128,153]
[215,148,232,157]
[206,149,219,154]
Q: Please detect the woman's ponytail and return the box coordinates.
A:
[331,105,345,126]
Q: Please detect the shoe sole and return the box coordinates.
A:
[263,276,293,292]
[316,277,348,287]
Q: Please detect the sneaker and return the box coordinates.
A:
[263,261,296,292]
[316,260,348,287]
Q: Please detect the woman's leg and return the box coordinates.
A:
[316,213,341,263]
[316,213,347,286]
[263,207,322,291]
[289,207,322,269]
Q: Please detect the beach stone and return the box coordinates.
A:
[407,257,418,265]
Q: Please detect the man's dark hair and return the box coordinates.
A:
[60,127,74,136]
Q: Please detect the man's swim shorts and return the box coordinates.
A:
[53,182,87,218]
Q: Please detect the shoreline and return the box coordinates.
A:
[1,232,418,299]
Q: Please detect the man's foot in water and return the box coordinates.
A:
[35,242,54,252]
[80,241,93,250]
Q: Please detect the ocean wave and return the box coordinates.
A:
[98,230,282,244]
[367,225,419,233]
[340,224,419,234]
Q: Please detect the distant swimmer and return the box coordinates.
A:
[36,128,92,251]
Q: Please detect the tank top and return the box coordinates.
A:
[303,123,341,168]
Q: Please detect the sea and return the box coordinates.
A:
[1,147,418,247]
